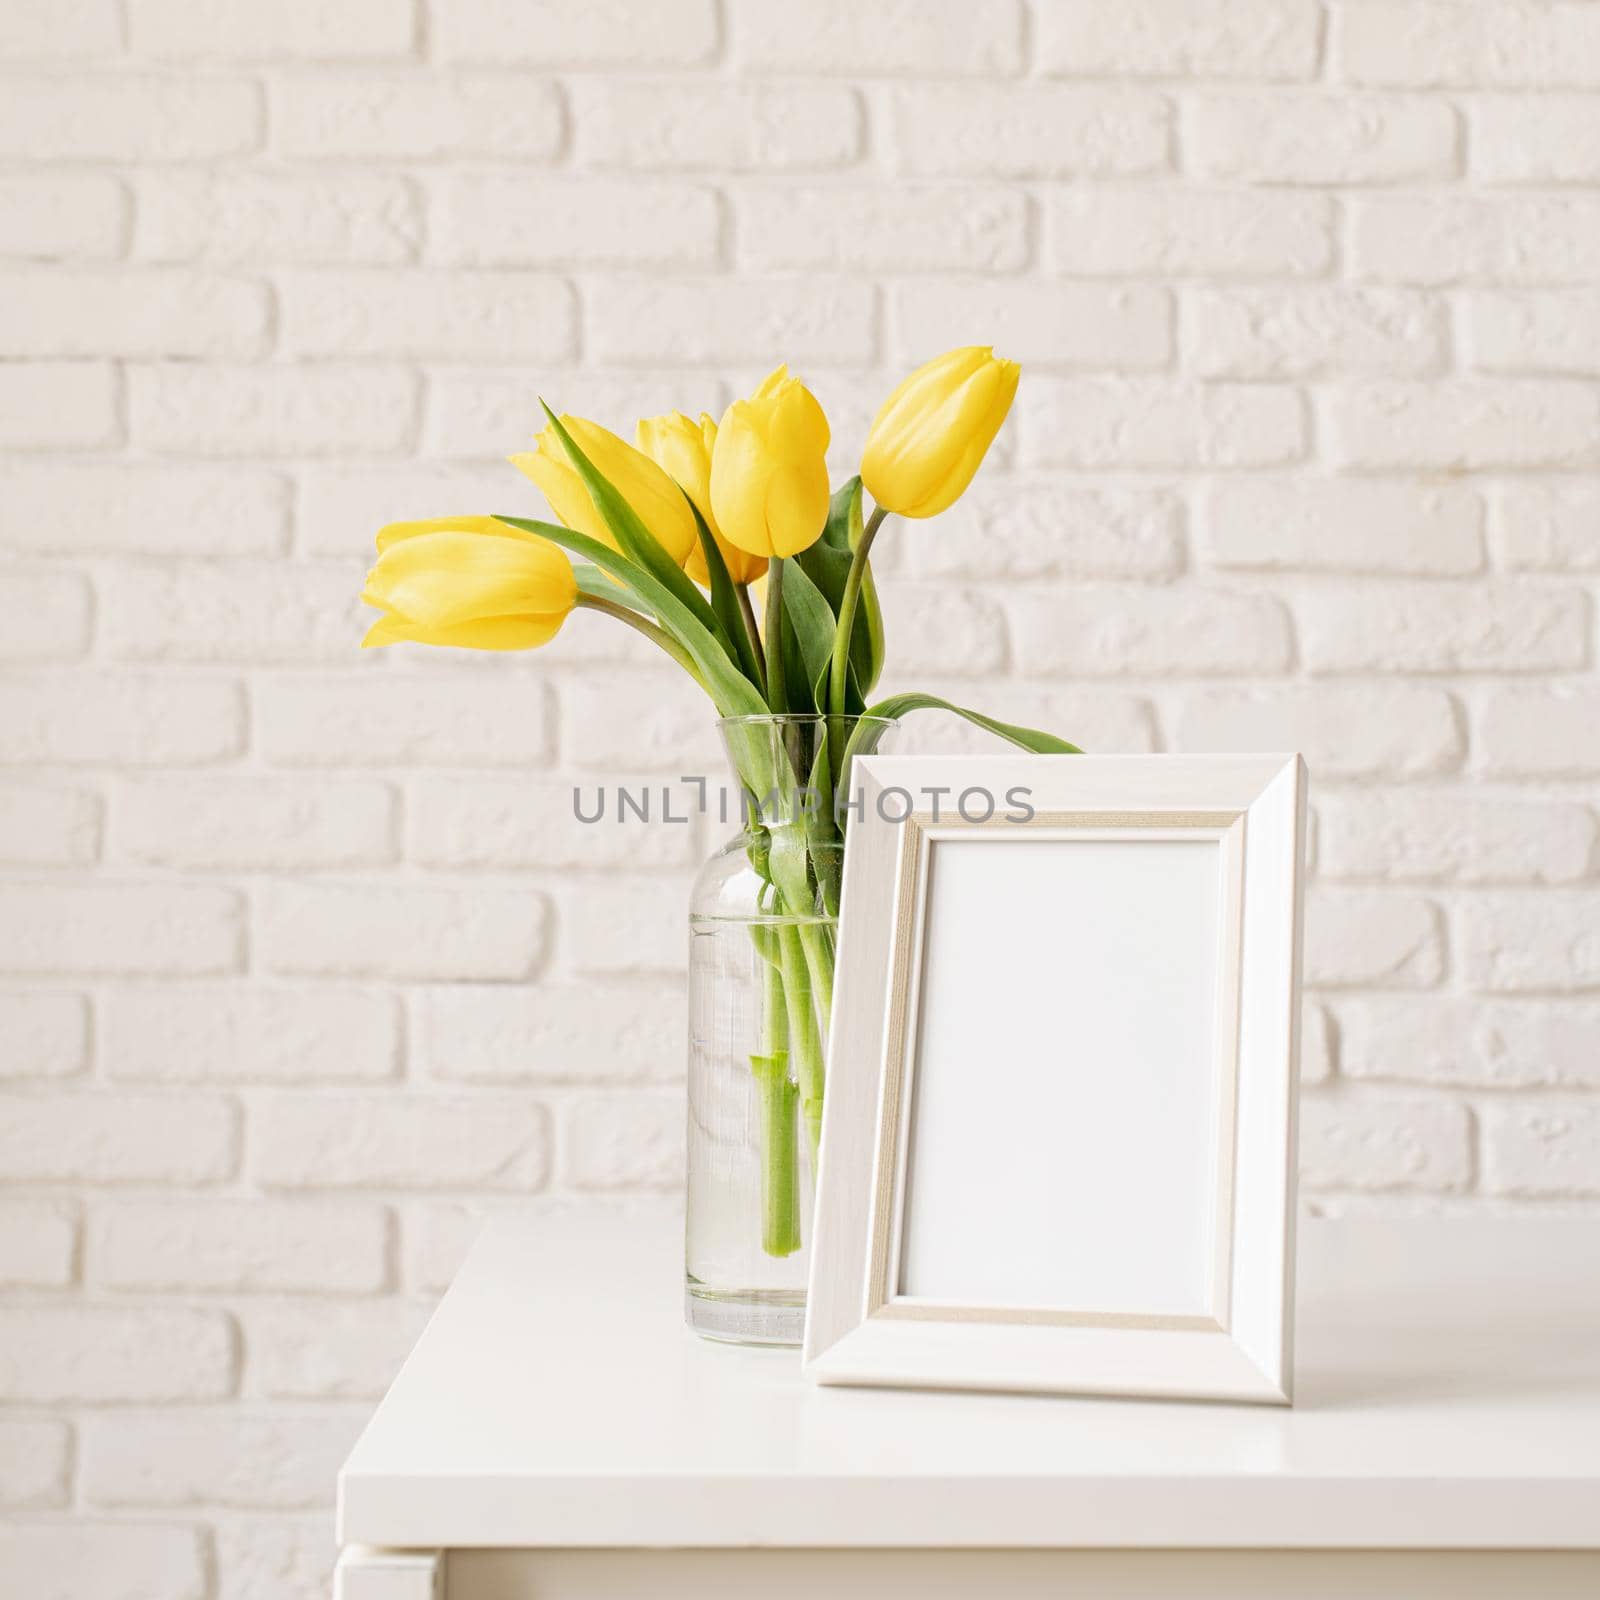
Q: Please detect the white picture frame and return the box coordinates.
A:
[804,754,1307,1404]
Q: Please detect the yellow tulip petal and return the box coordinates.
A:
[376,515,511,553]
[363,612,566,651]
[365,531,575,629]
[862,347,1018,518]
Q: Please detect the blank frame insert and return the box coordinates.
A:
[897,836,1225,1319]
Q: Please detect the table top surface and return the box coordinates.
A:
[339,1213,1600,1550]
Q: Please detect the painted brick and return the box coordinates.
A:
[1021,379,1305,467]
[136,172,418,264]
[1301,1002,1334,1086]
[131,365,418,457]
[1478,688,1600,776]
[1011,587,1293,676]
[738,185,1028,273]
[1300,1095,1472,1191]
[0,1094,239,1184]
[877,587,1009,677]
[281,270,577,361]
[1047,187,1334,276]
[890,86,1171,177]
[1471,94,1600,183]
[0,675,243,767]
[424,368,720,460]
[1037,0,1320,79]
[1186,94,1458,182]
[244,1301,432,1401]
[0,883,242,976]
[419,981,685,1085]
[1325,381,1600,469]
[586,278,876,366]
[0,0,119,58]
[430,175,720,268]
[1463,894,1600,993]
[1296,583,1588,674]
[1318,791,1595,885]
[0,76,260,161]
[0,1200,77,1287]
[565,1093,683,1190]
[128,0,413,58]
[0,1307,235,1401]
[297,463,511,557]
[82,1411,362,1509]
[1338,997,1600,1089]
[1304,890,1446,988]
[438,0,717,64]
[558,672,737,773]
[259,881,549,980]
[0,993,89,1079]
[1481,1100,1600,1196]
[0,362,118,449]
[409,775,696,869]
[0,173,125,258]
[0,463,289,555]
[1185,287,1447,378]
[0,572,90,661]
[1176,685,1464,777]
[0,783,100,865]
[1469,289,1600,376]
[564,882,685,977]
[214,1520,332,1600]
[1349,194,1600,284]
[0,1525,207,1600]
[1199,480,1483,574]
[256,673,552,767]
[1493,482,1600,571]
[916,484,1184,581]
[744,0,1024,72]
[275,74,563,160]
[114,777,394,869]
[574,82,861,171]
[103,986,397,1085]
[252,1095,553,1190]
[894,280,1172,369]
[103,563,368,664]
[92,1200,390,1293]
[1337,2,1600,89]
[0,268,268,359]
[0,1420,71,1508]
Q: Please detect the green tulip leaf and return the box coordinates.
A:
[840,692,1082,805]
[688,502,765,692]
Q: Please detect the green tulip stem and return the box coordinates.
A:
[750,1050,800,1258]
[776,925,827,1167]
[735,582,766,695]
[826,504,888,720]
[575,593,703,686]
[763,557,788,713]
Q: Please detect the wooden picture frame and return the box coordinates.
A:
[804,754,1307,1404]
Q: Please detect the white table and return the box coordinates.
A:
[336,1214,1600,1598]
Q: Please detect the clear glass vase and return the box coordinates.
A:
[685,713,897,1345]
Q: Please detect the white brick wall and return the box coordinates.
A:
[2,2,1598,1593]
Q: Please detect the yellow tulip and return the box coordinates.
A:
[511,414,699,568]
[636,410,766,587]
[861,346,1020,519]
[361,516,576,651]
[710,366,831,560]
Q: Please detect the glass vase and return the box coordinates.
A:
[685,713,897,1345]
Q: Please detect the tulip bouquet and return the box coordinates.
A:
[363,347,1078,1266]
